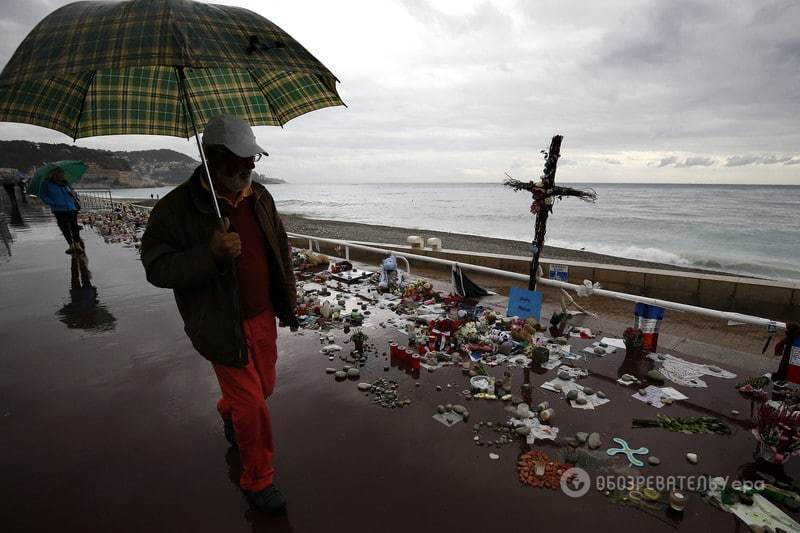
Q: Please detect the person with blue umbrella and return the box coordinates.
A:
[36,162,87,254]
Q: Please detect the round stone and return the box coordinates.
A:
[347,368,360,378]
[596,391,607,399]
[566,390,579,401]
[515,426,531,436]
[582,387,595,396]
[647,370,666,384]
[334,370,347,380]
[453,405,467,415]
[648,456,661,466]
[576,396,588,405]
[489,453,500,460]
[357,382,371,391]
[731,409,740,416]
[558,371,571,380]
[587,432,602,450]
[686,453,698,464]
[576,432,588,444]
[325,367,336,374]
[437,405,445,414]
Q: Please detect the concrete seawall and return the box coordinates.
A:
[289,237,800,321]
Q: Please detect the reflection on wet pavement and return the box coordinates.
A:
[55,252,116,332]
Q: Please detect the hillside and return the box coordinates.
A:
[0,140,286,187]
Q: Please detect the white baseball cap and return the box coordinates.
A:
[201,114,268,158]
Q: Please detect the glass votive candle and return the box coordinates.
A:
[669,490,687,512]
[411,353,421,369]
[390,342,399,359]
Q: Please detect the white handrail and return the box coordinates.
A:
[287,231,786,331]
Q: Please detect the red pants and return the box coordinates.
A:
[212,309,278,492]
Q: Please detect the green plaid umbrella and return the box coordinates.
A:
[0,0,343,137]
[0,0,344,217]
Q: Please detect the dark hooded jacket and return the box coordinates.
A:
[140,167,297,367]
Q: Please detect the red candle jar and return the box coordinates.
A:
[397,347,408,361]
[411,353,421,369]
[390,342,399,359]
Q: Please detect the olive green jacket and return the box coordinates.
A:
[140,167,297,367]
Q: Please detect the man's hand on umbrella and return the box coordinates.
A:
[210,217,241,261]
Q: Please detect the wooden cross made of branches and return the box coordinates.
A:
[504,135,597,290]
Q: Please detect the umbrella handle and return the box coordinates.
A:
[176,67,223,226]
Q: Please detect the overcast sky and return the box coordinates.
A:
[1,0,798,184]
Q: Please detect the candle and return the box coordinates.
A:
[669,490,686,512]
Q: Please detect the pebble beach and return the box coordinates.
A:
[280,214,736,277]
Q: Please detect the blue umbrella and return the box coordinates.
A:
[30,160,88,196]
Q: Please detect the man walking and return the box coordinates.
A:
[140,115,297,514]
[39,167,83,253]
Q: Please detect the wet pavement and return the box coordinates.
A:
[1,199,797,532]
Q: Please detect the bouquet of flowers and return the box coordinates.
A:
[455,321,479,344]
[736,375,771,401]
[753,402,800,464]
[623,327,644,348]
[403,279,436,301]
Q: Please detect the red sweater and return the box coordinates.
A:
[223,197,272,319]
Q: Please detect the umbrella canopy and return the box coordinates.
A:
[0,0,344,139]
[30,160,88,196]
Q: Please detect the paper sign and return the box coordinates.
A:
[548,264,569,282]
[506,287,542,321]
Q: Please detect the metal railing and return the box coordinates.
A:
[75,189,114,211]
[287,231,787,331]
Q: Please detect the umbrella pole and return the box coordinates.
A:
[176,67,223,223]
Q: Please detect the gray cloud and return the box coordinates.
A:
[726,154,796,166]
[0,0,798,183]
[657,156,679,168]
[676,156,715,168]
[654,155,716,168]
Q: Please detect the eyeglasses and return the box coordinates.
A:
[232,152,262,163]
[206,146,263,163]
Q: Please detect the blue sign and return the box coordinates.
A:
[548,264,569,282]
[507,287,542,321]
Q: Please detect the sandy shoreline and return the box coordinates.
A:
[280,213,735,276]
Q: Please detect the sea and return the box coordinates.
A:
[112,183,800,282]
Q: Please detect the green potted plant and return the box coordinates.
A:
[350,330,369,353]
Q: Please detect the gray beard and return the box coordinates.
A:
[218,172,251,193]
